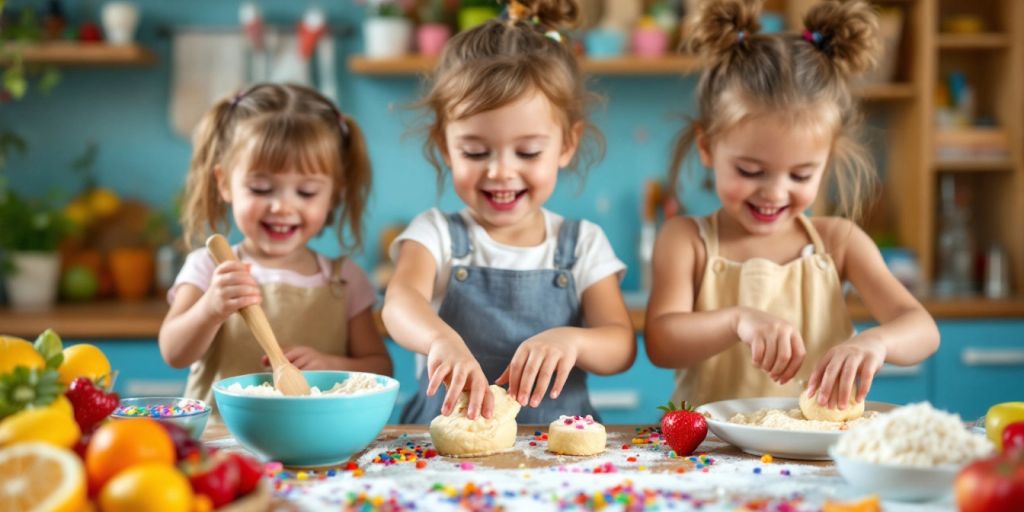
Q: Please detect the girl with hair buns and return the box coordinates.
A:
[383,0,636,424]
[645,0,938,412]
[160,83,392,410]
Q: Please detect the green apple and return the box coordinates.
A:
[60,264,98,302]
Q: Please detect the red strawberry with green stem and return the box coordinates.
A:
[658,401,708,456]
[65,377,119,433]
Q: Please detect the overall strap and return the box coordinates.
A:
[701,212,720,258]
[796,215,826,255]
[553,219,581,270]
[445,212,473,258]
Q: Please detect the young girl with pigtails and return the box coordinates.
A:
[645,0,939,413]
[160,83,392,409]
[383,0,636,424]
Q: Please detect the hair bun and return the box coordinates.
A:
[803,0,881,76]
[512,0,579,31]
[688,0,761,61]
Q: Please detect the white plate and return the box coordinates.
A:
[829,446,960,502]
[695,397,898,460]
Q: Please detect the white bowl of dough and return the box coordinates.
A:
[829,402,993,502]
[696,397,897,460]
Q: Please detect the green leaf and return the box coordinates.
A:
[38,66,61,94]
[33,328,64,370]
[0,367,62,418]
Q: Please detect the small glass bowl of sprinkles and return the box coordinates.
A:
[112,397,211,439]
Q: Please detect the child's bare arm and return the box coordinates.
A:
[382,240,493,419]
[644,217,751,367]
[159,261,263,368]
[807,219,939,408]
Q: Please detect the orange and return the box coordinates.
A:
[86,418,174,491]
[0,335,45,374]
[98,463,193,512]
[823,495,881,512]
[58,343,111,386]
[0,442,87,512]
[0,407,81,449]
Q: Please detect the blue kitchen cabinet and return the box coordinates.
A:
[588,338,674,425]
[65,340,189,397]
[932,319,1024,420]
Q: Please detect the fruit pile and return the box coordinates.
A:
[0,329,265,511]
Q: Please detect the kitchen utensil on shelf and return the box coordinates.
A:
[205,234,310,396]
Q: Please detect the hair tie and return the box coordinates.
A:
[802,29,827,51]
[737,30,746,43]
[230,90,247,109]
[545,30,563,43]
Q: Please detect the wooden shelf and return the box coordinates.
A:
[1,42,157,66]
[348,54,702,76]
[349,55,915,99]
[934,159,1015,172]
[854,82,916,101]
[6,295,1024,340]
[937,33,1011,49]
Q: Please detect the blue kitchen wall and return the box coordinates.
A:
[2,0,721,289]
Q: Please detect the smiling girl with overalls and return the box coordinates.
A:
[382,0,636,424]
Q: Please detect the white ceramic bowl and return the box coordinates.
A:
[696,397,898,460]
[828,446,960,502]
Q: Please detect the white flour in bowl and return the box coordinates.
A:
[729,408,879,432]
[833,402,993,467]
[224,373,385,397]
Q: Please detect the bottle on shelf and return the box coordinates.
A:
[933,175,976,297]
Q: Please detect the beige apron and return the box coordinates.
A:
[672,212,854,406]
[184,255,349,416]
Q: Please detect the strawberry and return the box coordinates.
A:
[227,452,264,496]
[65,377,119,433]
[182,451,240,508]
[658,401,708,456]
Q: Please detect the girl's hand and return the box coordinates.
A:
[262,346,331,371]
[806,334,887,410]
[426,338,493,420]
[496,332,578,408]
[204,261,261,320]
[735,307,806,384]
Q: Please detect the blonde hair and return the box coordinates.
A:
[182,83,371,252]
[419,0,604,183]
[670,0,881,221]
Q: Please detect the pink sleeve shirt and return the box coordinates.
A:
[168,247,377,320]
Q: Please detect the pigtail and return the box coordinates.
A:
[803,0,881,77]
[335,115,371,253]
[687,0,761,63]
[181,96,235,248]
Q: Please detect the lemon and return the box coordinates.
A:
[64,197,93,227]
[0,335,45,374]
[0,442,87,512]
[88,188,121,218]
[99,463,193,512]
[58,344,111,386]
[0,407,81,448]
[30,394,74,419]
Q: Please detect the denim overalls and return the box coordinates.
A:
[400,212,599,424]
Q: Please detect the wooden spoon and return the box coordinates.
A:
[206,234,311,396]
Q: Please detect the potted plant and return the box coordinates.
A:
[417,0,455,57]
[458,0,499,32]
[0,180,73,310]
[362,0,414,58]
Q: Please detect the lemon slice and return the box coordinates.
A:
[0,442,87,512]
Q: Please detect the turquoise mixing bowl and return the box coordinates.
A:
[213,371,399,467]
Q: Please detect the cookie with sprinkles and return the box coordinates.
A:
[547,415,607,456]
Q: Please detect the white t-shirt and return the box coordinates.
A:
[169,246,376,319]
[390,208,625,310]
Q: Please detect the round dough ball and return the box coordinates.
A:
[547,415,606,456]
[429,385,522,457]
[799,388,865,422]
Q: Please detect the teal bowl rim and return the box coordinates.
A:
[212,371,399,399]
[111,397,211,418]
